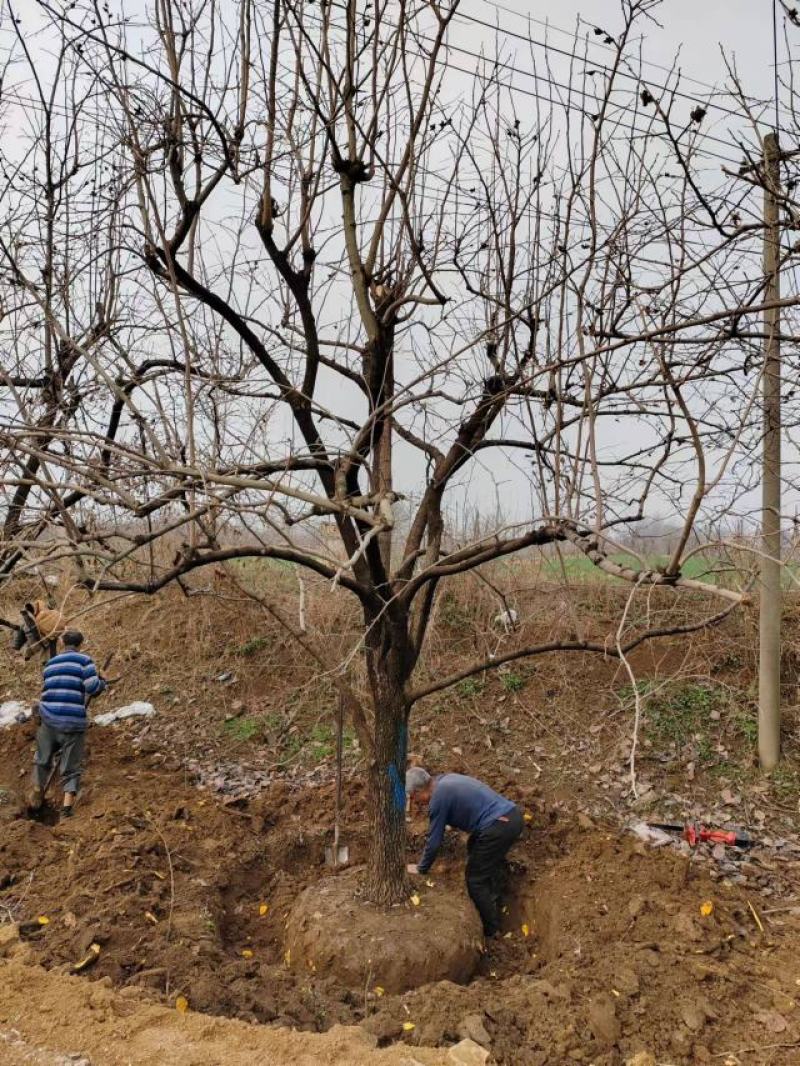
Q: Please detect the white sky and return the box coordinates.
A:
[2,0,796,544]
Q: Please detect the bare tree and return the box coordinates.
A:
[4,0,800,902]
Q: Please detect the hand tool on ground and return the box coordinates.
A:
[325,694,349,867]
[648,821,753,848]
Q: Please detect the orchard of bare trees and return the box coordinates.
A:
[2,0,800,902]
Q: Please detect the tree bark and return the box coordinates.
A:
[759,131,782,770]
[363,617,411,905]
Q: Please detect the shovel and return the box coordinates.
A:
[325,695,349,867]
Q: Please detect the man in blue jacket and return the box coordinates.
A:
[28,630,107,819]
[406,767,523,937]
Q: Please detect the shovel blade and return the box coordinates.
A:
[324,845,350,867]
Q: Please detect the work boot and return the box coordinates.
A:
[27,787,44,816]
[60,806,74,819]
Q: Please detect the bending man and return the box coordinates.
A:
[406,767,523,937]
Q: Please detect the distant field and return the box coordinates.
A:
[229,549,800,590]
[535,553,724,584]
[535,552,800,588]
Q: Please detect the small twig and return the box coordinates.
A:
[145,815,175,941]
[296,567,307,633]
[761,903,800,915]
[747,898,765,934]
[713,1042,800,1058]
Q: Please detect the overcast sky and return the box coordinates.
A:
[460,0,780,104]
[3,0,795,542]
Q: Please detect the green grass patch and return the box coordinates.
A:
[277,722,356,766]
[458,677,484,698]
[537,552,800,588]
[767,764,800,799]
[236,636,269,657]
[501,671,526,693]
[620,680,733,764]
[623,679,761,768]
[539,553,722,584]
[223,716,263,742]
[644,682,721,746]
[737,709,758,744]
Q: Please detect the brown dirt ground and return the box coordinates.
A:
[2,582,800,1064]
[0,954,449,1065]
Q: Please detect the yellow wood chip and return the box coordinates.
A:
[259,903,269,916]
[521,923,530,937]
[700,900,714,917]
[175,995,188,1013]
[37,916,49,926]
[72,944,101,973]
[410,893,421,906]
[241,949,254,958]
[374,985,385,997]
[402,1021,415,1031]
[523,812,533,822]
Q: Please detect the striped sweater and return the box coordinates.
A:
[39,650,106,732]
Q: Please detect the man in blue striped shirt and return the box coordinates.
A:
[28,630,106,818]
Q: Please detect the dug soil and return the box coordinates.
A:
[2,583,800,1064]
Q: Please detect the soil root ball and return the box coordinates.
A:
[284,867,483,994]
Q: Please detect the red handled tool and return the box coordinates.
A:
[649,822,753,848]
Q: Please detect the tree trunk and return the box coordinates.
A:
[363,618,411,905]
[759,131,782,770]
[365,694,410,904]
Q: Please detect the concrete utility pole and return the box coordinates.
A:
[759,131,782,770]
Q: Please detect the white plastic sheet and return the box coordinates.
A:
[93,701,156,727]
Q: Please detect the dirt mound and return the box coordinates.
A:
[285,865,483,993]
[366,828,800,1064]
[0,953,450,1065]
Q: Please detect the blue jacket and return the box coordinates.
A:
[418,773,515,873]
[39,650,106,732]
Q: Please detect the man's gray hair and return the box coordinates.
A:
[406,766,432,795]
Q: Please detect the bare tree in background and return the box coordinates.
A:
[3,0,799,901]
[0,8,124,582]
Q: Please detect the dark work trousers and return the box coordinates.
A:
[465,806,523,936]
[33,722,86,795]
